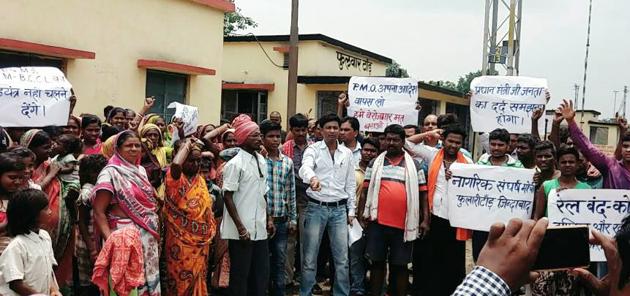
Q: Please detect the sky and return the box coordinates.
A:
[232,0,630,119]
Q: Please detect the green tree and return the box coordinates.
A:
[455,70,483,93]
[386,61,409,78]
[224,4,257,36]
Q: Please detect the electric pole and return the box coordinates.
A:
[481,0,522,76]
[574,84,580,107]
[624,86,628,118]
[613,90,619,116]
[286,0,299,124]
[580,0,593,128]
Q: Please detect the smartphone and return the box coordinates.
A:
[532,225,590,271]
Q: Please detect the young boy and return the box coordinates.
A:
[474,128,523,260]
[261,120,297,296]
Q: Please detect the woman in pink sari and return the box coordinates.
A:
[20,129,75,287]
[92,130,161,296]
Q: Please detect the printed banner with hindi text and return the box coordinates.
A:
[547,189,630,262]
[470,76,548,133]
[447,163,536,231]
[0,67,72,127]
[347,76,418,132]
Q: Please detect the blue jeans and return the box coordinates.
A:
[300,202,349,296]
[349,236,366,295]
[269,220,289,296]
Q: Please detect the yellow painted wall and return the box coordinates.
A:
[222,39,389,126]
[298,41,388,77]
[1,0,225,123]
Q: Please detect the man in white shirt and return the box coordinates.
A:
[299,113,356,296]
[221,114,274,296]
[340,116,362,168]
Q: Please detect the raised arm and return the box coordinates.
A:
[337,92,349,118]
[548,110,563,149]
[407,129,443,145]
[614,117,628,161]
[170,139,192,180]
[559,99,612,171]
[531,108,543,141]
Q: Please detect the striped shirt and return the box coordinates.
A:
[266,152,297,224]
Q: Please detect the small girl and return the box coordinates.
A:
[0,152,26,255]
[75,154,107,295]
[52,134,83,187]
[0,189,61,296]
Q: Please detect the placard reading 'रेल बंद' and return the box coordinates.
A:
[446,163,536,232]
[547,189,630,262]
[0,67,72,127]
[470,75,548,134]
[347,76,419,132]
[167,102,199,136]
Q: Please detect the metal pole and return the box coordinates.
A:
[482,0,491,75]
[287,0,299,123]
[514,0,523,76]
[624,86,628,118]
[580,0,593,128]
[506,0,516,76]
[614,90,619,117]
[574,84,580,107]
[489,0,499,75]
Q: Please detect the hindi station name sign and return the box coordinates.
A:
[470,76,548,134]
[347,76,418,132]
[0,67,72,127]
[447,163,536,231]
[548,189,630,262]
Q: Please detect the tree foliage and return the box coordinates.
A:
[426,70,486,94]
[386,61,409,78]
[224,5,257,36]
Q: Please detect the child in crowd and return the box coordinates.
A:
[53,134,83,187]
[0,189,61,296]
[75,154,108,296]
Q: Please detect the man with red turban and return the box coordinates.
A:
[221,114,275,296]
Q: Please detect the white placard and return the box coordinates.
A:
[167,102,198,136]
[0,67,72,127]
[447,163,536,231]
[547,189,630,262]
[470,76,548,133]
[347,76,418,132]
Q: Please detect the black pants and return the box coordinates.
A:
[472,230,489,262]
[412,215,466,296]
[228,239,270,296]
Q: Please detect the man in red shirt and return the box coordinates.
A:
[358,124,429,296]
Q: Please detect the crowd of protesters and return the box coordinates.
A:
[0,91,628,296]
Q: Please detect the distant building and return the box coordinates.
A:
[222,34,470,131]
[545,109,621,156]
[0,0,232,123]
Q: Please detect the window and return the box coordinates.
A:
[221,90,268,123]
[145,70,188,120]
[0,50,64,69]
[317,91,342,118]
[589,126,609,145]
[417,98,439,125]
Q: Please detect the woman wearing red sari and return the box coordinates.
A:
[20,129,75,287]
[163,139,216,295]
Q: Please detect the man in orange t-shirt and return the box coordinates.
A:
[359,124,429,296]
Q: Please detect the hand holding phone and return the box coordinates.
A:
[533,225,590,271]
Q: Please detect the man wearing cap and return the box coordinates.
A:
[221,114,275,296]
